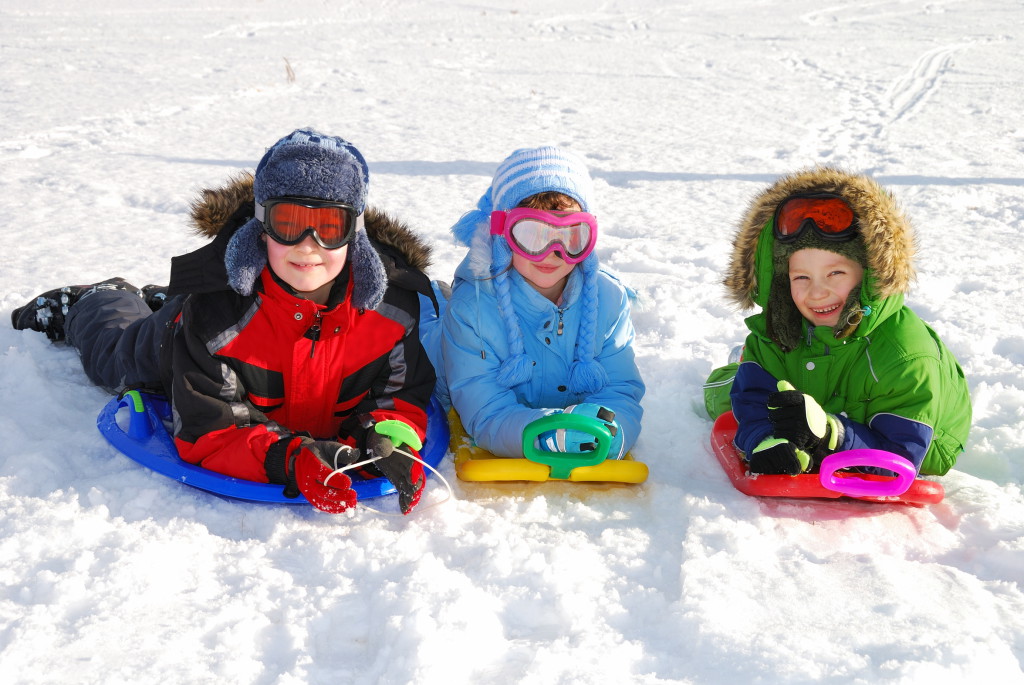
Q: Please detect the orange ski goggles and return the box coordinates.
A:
[773,194,857,243]
[256,197,358,249]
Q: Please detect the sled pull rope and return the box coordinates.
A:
[326,447,453,517]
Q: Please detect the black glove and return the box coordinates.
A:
[364,430,425,515]
[767,381,842,458]
[747,438,811,476]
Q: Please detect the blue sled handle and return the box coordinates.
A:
[120,390,154,440]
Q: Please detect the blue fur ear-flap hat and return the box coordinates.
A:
[451,146,608,394]
[225,128,387,309]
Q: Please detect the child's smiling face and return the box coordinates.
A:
[265,234,348,305]
[509,197,582,303]
[512,250,576,302]
[788,248,864,328]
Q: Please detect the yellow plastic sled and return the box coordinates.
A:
[449,410,649,484]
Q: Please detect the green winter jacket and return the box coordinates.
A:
[709,167,971,476]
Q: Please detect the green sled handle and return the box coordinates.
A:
[522,413,612,480]
[120,390,154,440]
[374,419,423,451]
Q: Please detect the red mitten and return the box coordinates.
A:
[288,441,359,514]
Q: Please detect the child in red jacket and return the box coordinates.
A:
[12,129,436,514]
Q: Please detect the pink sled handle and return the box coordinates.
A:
[819,449,917,498]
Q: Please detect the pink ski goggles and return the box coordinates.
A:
[490,208,598,264]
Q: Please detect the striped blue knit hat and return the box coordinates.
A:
[225,129,387,309]
[451,146,608,394]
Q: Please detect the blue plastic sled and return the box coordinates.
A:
[97,390,450,504]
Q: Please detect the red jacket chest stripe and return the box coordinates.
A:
[215,289,406,440]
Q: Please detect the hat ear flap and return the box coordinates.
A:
[765,272,804,352]
[225,218,267,296]
[350,224,387,311]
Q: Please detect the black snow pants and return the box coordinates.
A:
[64,289,182,393]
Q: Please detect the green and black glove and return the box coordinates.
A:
[748,437,812,476]
[767,380,844,461]
[362,422,425,515]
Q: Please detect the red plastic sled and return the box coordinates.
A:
[710,411,944,505]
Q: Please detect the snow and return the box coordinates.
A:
[2,1,1023,682]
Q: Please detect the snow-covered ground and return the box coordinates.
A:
[2,1,1022,683]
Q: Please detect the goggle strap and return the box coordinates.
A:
[490,211,508,236]
[255,199,358,224]
[258,205,363,249]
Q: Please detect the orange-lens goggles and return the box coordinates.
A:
[256,198,357,249]
[773,194,856,243]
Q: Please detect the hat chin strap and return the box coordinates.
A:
[832,285,866,341]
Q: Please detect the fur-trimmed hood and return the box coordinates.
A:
[723,166,916,311]
[168,173,432,308]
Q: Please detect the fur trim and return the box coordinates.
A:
[189,174,431,271]
[363,206,432,271]
[724,166,916,310]
[189,172,255,238]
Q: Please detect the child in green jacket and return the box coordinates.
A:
[707,167,971,477]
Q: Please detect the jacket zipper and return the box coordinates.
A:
[557,307,565,336]
[308,311,322,358]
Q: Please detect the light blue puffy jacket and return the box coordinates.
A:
[425,254,644,458]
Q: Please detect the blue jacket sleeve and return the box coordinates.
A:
[442,290,553,458]
[417,283,451,411]
[836,414,933,472]
[730,361,779,454]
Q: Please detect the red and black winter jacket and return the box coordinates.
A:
[163,174,436,485]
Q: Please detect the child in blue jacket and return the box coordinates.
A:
[433,146,645,458]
